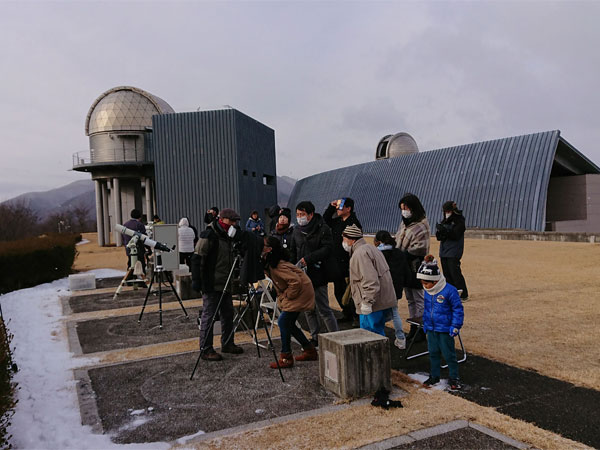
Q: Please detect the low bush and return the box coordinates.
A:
[0,316,17,449]
[0,233,80,294]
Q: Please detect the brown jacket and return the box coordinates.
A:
[267,261,315,312]
[349,239,397,313]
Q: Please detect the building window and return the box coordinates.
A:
[252,171,256,177]
[376,140,389,159]
[263,174,275,186]
[243,169,248,176]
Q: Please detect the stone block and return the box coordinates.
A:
[319,328,390,399]
[69,273,96,291]
[175,274,200,300]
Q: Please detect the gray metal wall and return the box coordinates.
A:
[152,109,277,229]
[288,130,599,233]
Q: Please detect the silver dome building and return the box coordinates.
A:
[376,132,419,159]
[74,86,174,246]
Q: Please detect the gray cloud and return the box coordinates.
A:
[0,2,598,199]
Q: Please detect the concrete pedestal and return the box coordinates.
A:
[175,274,200,300]
[319,328,390,399]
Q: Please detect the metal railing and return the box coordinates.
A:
[72,148,148,167]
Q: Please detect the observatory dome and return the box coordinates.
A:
[376,132,419,159]
[85,86,174,136]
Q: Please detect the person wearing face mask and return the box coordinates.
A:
[395,193,430,342]
[269,208,294,251]
[262,237,316,367]
[289,201,339,347]
[323,197,362,324]
[342,225,396,336]
[436,201,469,301]
[191,208,244,361]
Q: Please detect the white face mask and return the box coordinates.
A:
[227,226,237,238]
[297,216,308,226]
[401,210,412,219]
[445,212,452,219]
[342,241,352,253]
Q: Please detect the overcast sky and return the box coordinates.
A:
[1,1,599,200]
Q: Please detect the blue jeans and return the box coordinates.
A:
[278,311,310,353]
[427,331,459,379]
[391,306,405,341]
[359,308,392,336]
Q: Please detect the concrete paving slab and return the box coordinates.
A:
[391,426,519,449]
[73,307,200,354]
[82,342,337,444]
[67,287,180,313]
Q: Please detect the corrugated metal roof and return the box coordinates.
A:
[287,130,599,233]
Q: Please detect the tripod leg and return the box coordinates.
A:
[166,274,189,318]
[113,268,133,300]
[138,271,156,323]
[261,312,285,383]
[158,272,163,329]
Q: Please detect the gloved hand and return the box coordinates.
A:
[360,302,373,315]
[449,327,459,337]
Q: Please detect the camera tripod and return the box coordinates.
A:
[190,254,284,382]
[138,252,189,328]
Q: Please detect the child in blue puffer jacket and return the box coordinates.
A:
[417,255,464,390]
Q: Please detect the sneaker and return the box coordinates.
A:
[423,376,440,387]
[221,343,244,354]
[201,349,223,361]
[449,379,462,390]
[394,337,406,350]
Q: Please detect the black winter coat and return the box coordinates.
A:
[289,214,333,287]
[379,246,413,299]
[436,213,466,259]
[323,204,362,278]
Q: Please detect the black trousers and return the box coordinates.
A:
[199,291,235,351]
[333,276,356,318]
[441,257,468,298]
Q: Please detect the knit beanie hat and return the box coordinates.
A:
[279,208,292,221]
[342,224,363,239]
[416,255,442,281]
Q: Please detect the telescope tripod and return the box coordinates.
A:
[190,256,284,382]
[138,253,189,328]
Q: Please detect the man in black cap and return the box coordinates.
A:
[204,206,219,226]
[324,197,362,323]
[122,208,147,272]
[193,207,244,361]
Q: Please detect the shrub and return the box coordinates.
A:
[0,233,80,294]
[0,316,17,449]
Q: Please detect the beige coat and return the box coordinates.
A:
[267,261,315,312]
[349,239,397,313]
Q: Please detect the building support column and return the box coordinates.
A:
[101,180,110,244]
[94,180,104,246]
[145,177,153,222]
[113,177,122,247]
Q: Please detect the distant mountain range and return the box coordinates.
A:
[2,176,297,221]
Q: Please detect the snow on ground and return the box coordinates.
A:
[1,269,170,449]
[76,239,91,246]
[408,372,450,392]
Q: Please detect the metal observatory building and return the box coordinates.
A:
[288,130,600,233]
[74,86,277,246]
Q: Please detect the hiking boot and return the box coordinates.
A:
[221,343,244,354]
[423,376,440,387]
[449,379,462,390]
[295,344,318,362]
[270,352,294,369]
[201,349,223,361]
[394,337,406,350]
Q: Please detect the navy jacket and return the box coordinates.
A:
[423,281,464,334]
[436,213,466,259]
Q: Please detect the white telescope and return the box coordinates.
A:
[114,224,173,252]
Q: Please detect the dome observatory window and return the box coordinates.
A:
[376,138,390,159]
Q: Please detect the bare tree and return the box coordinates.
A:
[0,202,39,241]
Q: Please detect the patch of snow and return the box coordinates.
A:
[2,269,168,449]
[481,386,491,391]
[408,372,449,392]
[76,239,91,246]
[129,409,146,416]
[118,416,151,432]
[176,429,206,444]
[255,409,265,414]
